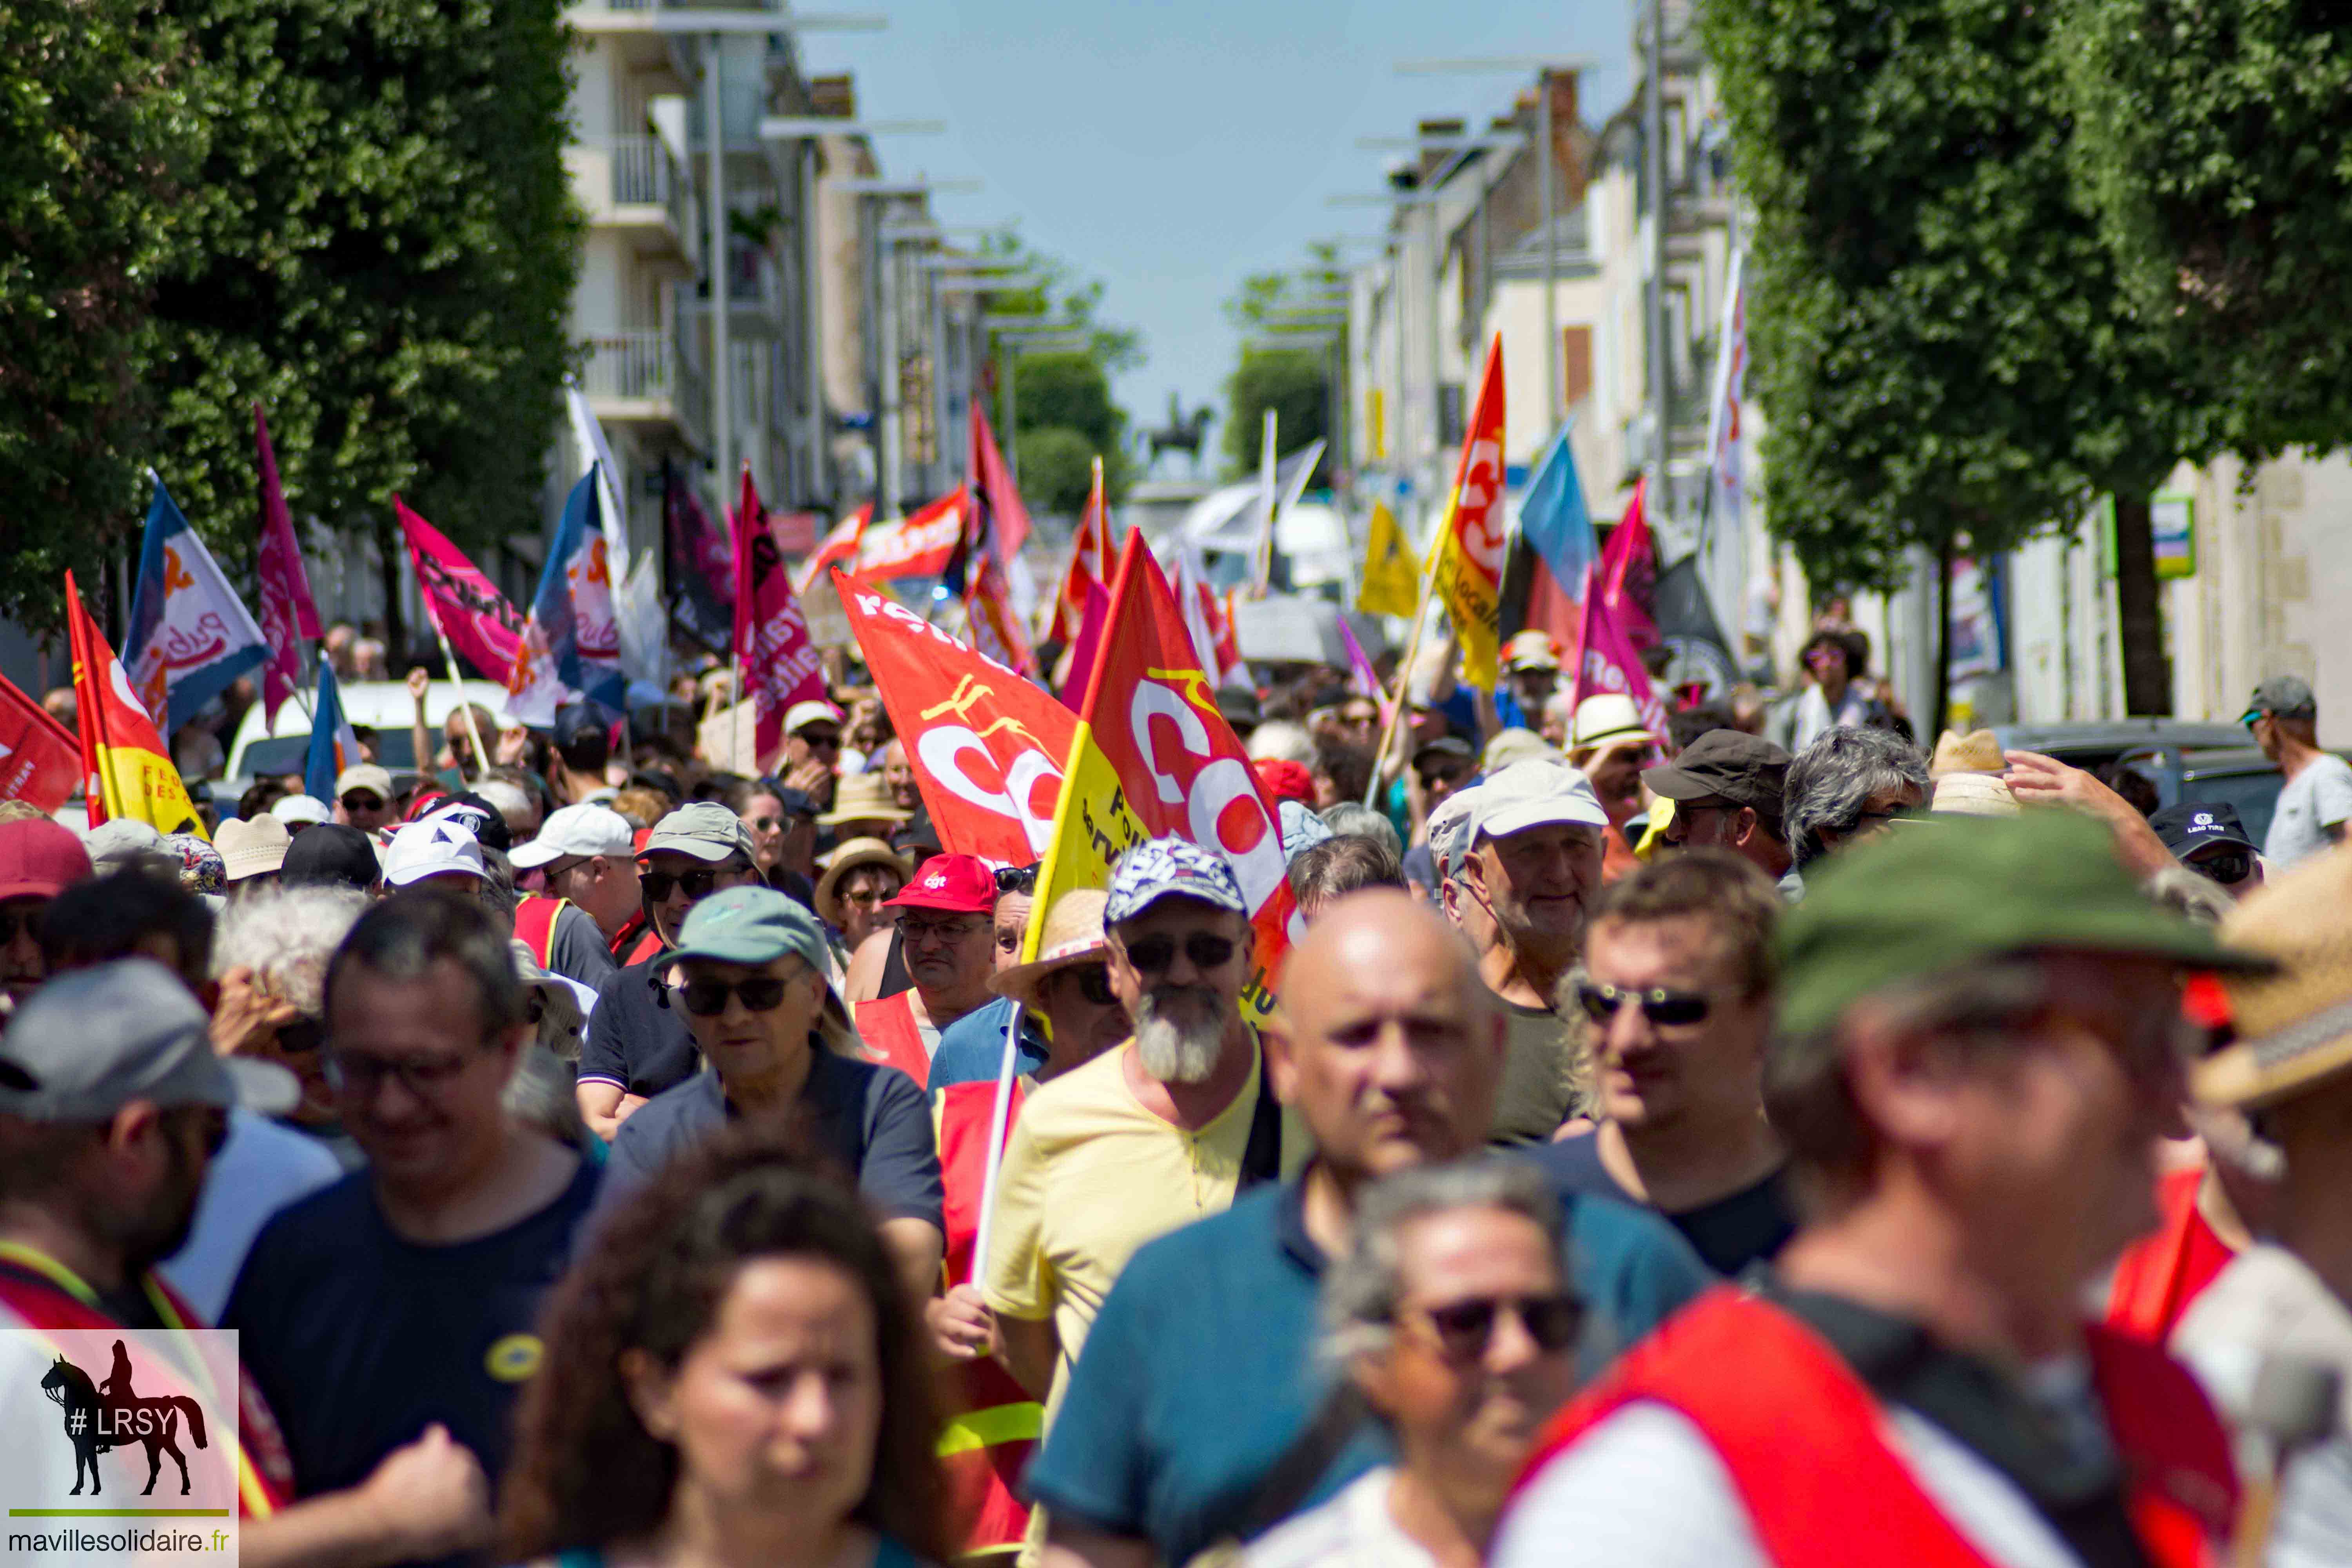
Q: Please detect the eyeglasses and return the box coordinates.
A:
[797,730,842,752]
[679,975,791,1016]
[1401,1292,1584,1362]
[994,864,1040,895]
[899,915,986,945]
[1574,979,1713,1028]
[1060,964,1116,1006]
[0,907,41,946]
[340,792,386,812]
[2192,848,2254,886]
[642,864,741,903]
[325,1047,481,1099]
[1122,932,1239,974]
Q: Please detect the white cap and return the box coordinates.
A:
[509,803,637,870]
[784,700,843,736]
[1569,694,1654,753]
[381,819,486,887]
[270,794,330,826]
[1469,757,1609,845]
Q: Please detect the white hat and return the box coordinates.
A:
[509,803,637,870]
[270,794,330,827]
[333,764,395,802]
[216,815,291,881]
[1569,694,1655,754]
[381,820,486,887]
[784,700,844,736]
[1469,757,1609,845]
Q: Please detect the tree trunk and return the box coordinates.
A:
[376,516,407,670]
[2111,495,2171,715]
[1931,533,1954,744]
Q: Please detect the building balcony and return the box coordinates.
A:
[569,136,696,269]
[581,330,706,446]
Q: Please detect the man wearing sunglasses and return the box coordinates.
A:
[332,763,398,834]
[1537,851,1796,1276]
[1497,811,2258,1568]
[508,803,642,986]
[2149,801,2266,900]
[601,885,943,1301]
[1643,730,1799,896]
[2242,673,2352,872]
[779,699,845,812]
[854,854,1002,1089]
[575,804,761,1142]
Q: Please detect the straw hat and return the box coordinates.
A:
[1568,694,1655,756]
[989,890,1111,1009]
[816,837,911,926]
[1929,771,2019,817]
[817,771,911,828]
[2196,845,2352,1110]
[1482,726,1559,772]
[1931,728,2005,777]
[217,816,291,881]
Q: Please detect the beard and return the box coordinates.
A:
[1133,985,1227,1085]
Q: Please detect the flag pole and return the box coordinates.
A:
[1364,534,1444,808]
[427,613,487,786]
[729,468,747,777]
[969,997,1025,1286]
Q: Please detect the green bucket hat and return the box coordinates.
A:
[1775,810,2266,1039]
[668,884,830,975]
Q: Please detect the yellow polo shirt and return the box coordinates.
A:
[982,1033,1308,1419]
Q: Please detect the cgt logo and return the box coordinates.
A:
[1126,670,1291,931]
[1453,437,1506,577]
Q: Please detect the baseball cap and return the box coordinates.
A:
[1468,757,1610,845]
[0,958,297,1119]
[1503,629,1561,673]
[423,792,512,853]
[1643,730,1791,815]
[1426,786,1486,882]
[381,820,487,887]
[1105,837,1248,926]
[334,764,395,803]
[2150,802,2259,860]
[1412,733,1474,767]
[784,700,844,737]
[85,818,169,877]
[216,815,291,882]
[1253,758,1316,808]
[1216,687,1263,732]
[642,802,755,864]
[884,853,996,915]
[280,823,380,891]
[2241,675,2317,725]
[1279,799,1335,864]
[509,802,637,871]
[1775,809,2267,1040]
[667,884,831,975]
[270,794,330,827]
[0,818,91,901]
[554,700,617,750]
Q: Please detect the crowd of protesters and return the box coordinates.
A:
[3,608,2350,1568]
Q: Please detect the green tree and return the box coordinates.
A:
[974,233,1141,514]
[1220,248,1344,483]
[2057,0,2352,457]
[1700,0,2219,722]
[148,0,581,652]
[0,0,194,630]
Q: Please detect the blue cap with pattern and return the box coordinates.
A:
[1105,837,1249,926]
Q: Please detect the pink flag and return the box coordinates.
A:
[254,405,322,722]
[397,497,526,684]
[1571,576,1669,739]
[968,397,1031,559]
[733,468,829,763]
[1597,476,1660,653]
[1336,614,1392,728]
[1056,578,1111,708]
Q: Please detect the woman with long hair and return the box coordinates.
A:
[499,1126,953,1568]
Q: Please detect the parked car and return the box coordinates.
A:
[1987,720,2287,843]
[221,679,511,797]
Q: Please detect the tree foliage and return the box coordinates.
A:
[1220,248,1344,483]
[2056,0,2352,455]
[0,0,580,633]
[976,234,1141,513]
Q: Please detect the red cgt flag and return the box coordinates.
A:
[0,671,81,814]
[1049,457,1112,644]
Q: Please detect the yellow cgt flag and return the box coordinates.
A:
[1429,334,1508,691]
[1356,500,1421,619]
[65,570,207,838]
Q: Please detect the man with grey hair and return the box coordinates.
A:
[1249,1160,1583,1568]
[1780,725,1929,893]
[1319,800,1404,860]
[1288,834,1406,923]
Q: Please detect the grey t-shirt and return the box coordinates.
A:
[547,903,617,990]
[1494,996,1584,1145]
[2265,753,2352,871]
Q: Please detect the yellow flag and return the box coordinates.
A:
[1356,500,1420,619]
[1430,335,1508,691]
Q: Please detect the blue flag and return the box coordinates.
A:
[303,662,363,804]
[509,468,627,723]
[1517,426,1597,598]
[123,476,270,732]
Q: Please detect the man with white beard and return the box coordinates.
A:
[983,837,1308,1432]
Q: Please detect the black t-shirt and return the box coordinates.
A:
[577,954,699,1097]
[222,1158,602,1526]
[601,1053,944,1233]
[1533,1129,1796,1277]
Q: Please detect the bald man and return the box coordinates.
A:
[1029,891,1711,1568]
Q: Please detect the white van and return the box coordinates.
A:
[221,679,514,795]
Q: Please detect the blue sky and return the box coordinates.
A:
[802,0,1633,465]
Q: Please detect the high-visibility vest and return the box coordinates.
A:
[609,910,662,966]
[512,895,571,969]
[2106,1165,2236,1345]
[1513,1288,2235,1568]
[855,990,931,1089]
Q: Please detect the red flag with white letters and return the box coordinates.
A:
[0,671,80,814]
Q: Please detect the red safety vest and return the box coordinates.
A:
[609,910,661,966]
[512,895,570,969]
[855,990,932,1089]
[0,1242,294,1519]
[932,1072,1040,1555]
[2106,1165,2237,1345]
[1513,1288,2236,1568]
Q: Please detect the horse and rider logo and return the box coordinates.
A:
[37,1341,209,1496]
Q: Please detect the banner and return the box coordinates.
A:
[1356,498,1419,619]
[398,498,526,684]
[1429,334,1508,690]
[302,662,363,804]
[568,384,666,691]
[834,570,1076,867]
[1599,475,1660,653]
[66,571,205,837]
[508,468,625,725]
[849,491,965,582]
[964,546,1036,675]
[124,476,269,734]
[665,457,735,644]
[0,673,80,813]
[253,405,321,725]
[1049,457,1112,644]
[732,468,829,765]
[1572,578,1669,741]
[795,505,872,595]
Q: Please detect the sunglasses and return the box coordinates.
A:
[797,730,842,752]
[642,865,739,903]
[994,863,1040,895]
[0,907,41,946]
[2192,848,2254,886]
[679,975,791,1016]
[1403,1292,1584,1361]
[1058,963,1116,1006]
[1122,932,1238,974]
[340,792,386,812]
[1575,979,1712,1028]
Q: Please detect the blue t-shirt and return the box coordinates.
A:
[927,996,1048,1089]
[1024,1160,1712,1564]
[600,1052,944,1233]
[223,1158,603,1510]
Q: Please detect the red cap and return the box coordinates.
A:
[0,818,92,902]
[883,852,997,914]
[1252,758,1317,808]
